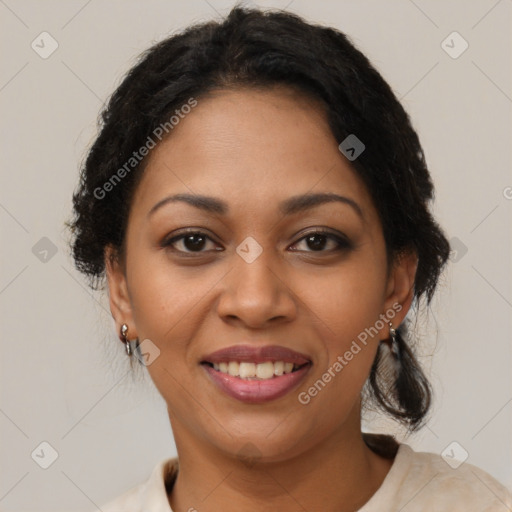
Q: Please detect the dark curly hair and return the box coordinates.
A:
[66,6,450,431]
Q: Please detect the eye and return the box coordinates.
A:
[162,230,222,254]
[290,229,352,253]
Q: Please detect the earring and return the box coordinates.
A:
[388,322,399,360]
[120,323,132,356]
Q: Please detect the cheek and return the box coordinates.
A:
[302,248,387,340]
[126,246,215,338]
[296,294,382,430]
[296,248,387,395]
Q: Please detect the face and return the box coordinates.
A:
[106,86,416,462]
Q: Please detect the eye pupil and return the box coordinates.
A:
[184,234,206,251]
[306,234,327,251]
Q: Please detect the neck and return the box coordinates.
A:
[167,410,394,512]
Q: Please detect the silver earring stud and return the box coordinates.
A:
[120,323,132,356]
[388,322,399,359]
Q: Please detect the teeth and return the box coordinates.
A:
[239,362,256,378]
[210,360,304,380]
[228,361,239,377]
[256,361,274,379]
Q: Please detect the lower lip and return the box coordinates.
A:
[202,364,311,404]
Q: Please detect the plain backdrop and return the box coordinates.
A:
[1,0,511,510]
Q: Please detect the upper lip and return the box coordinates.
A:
[201,344,312,365]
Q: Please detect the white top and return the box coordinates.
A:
[97,439,512,511]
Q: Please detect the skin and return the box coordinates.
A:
[105,86,417,512]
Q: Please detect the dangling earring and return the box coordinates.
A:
[120,323,132,356]
[388,322,400,360]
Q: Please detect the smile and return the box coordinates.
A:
[200,344,312,403]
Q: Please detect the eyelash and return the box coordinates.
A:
[161,228,352,256]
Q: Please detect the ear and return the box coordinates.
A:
[104,244,138,339]
[378,248,418,339]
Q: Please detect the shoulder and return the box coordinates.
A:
[94,457,179,512]
[378,443,512,511]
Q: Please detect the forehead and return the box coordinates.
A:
[130,86,376,220]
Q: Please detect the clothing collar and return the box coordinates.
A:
[139,456,179,511]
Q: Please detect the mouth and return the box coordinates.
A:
[200,345,312,403]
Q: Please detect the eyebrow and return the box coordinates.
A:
[147,192,363,219]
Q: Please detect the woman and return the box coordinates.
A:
[67,6,512,511]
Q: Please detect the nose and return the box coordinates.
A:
[216,247,297,329]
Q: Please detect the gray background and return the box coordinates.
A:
[1,0,511,510]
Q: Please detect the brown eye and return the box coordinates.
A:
[290,230,352,253]
[162,231,221,254]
